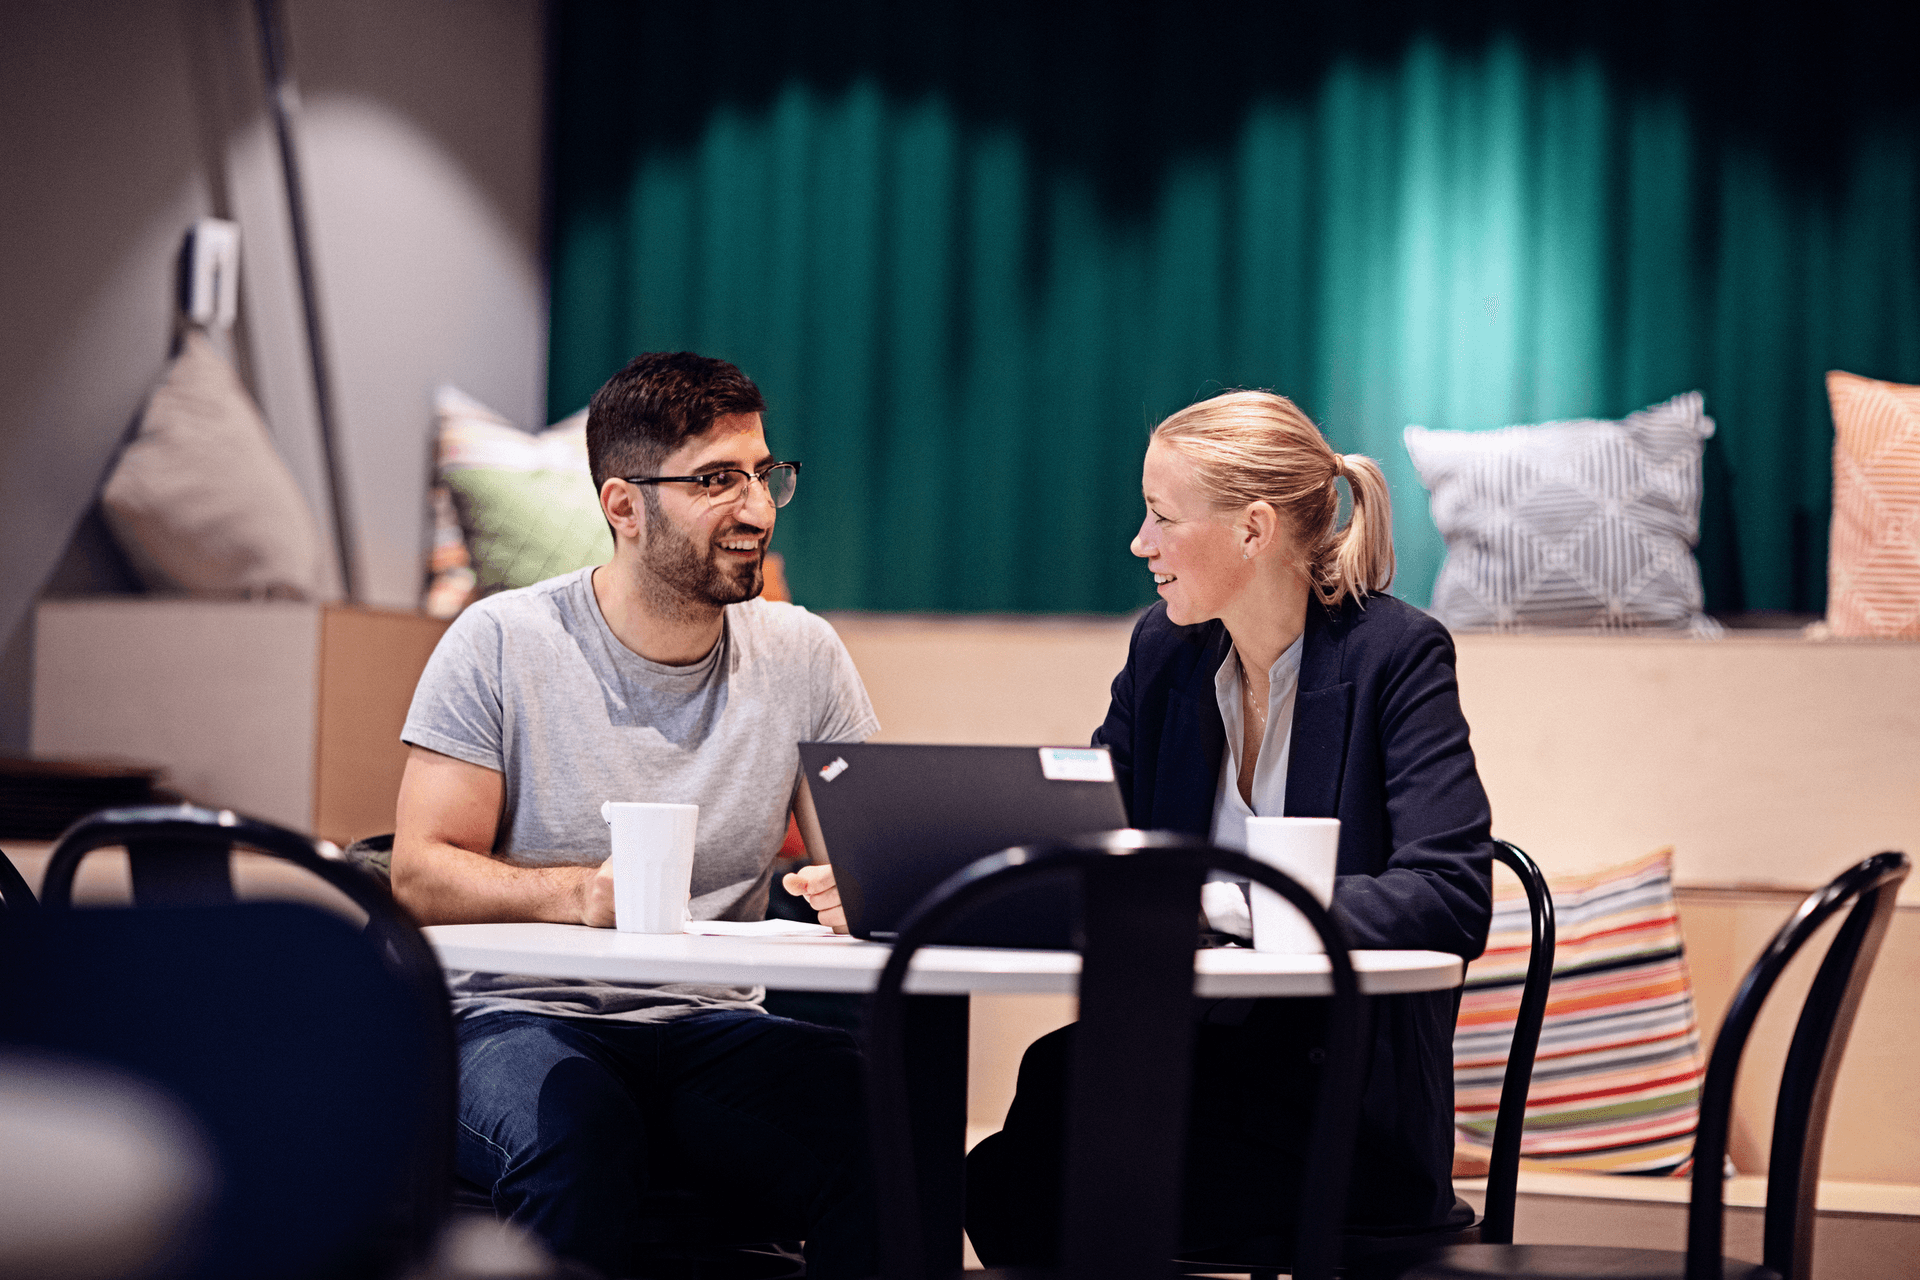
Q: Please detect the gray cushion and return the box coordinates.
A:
[1403,392,1718,633]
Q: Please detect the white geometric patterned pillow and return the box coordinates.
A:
[1404,393,1719,632]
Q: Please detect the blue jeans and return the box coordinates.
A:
[455,1009,874,1279]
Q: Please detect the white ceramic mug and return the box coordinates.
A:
[599,801,699,933]
[1244,816,1340,953]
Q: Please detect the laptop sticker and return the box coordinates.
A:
[818,756,850,782]
[1037,747,1114,783]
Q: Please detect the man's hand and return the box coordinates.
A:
[782,863,847,933]
[580,860,617,928]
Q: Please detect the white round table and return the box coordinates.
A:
[425,924,1463,1271]
[424,923,1463,997]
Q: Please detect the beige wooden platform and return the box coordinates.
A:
[32,599,448,846]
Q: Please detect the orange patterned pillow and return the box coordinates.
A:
[1826,371,1920,638]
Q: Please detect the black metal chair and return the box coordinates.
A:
[1470,841,1558,1247]
[868,829,1370,1280]
[0,844,36,912]
[1353,849,1910,1280]
[27,803,457,1277]
[1169,839,1556,1278]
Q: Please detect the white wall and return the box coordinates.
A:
[0,0,547,751]
[0,0,216,749]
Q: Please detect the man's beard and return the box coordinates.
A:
[642,511,764,615]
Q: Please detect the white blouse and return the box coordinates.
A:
[1201,632,1304,935]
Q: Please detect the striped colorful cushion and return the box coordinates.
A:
[1453,847,1706,1175]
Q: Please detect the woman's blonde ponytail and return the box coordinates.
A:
[1313,453,1396,608]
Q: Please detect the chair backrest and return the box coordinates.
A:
[1477,839,1556,1245]
[868,829,1368,1280]
[32,803,456,1269]
[0,845,36,912]
[1684,850,1909,1280]
[44,803,355,907]
[1,901,434,1279]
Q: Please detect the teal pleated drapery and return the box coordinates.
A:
[549,2,1920,614]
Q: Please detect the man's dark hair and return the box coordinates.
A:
[586,352,767,494]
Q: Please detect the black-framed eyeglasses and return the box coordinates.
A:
[623,461,802,508]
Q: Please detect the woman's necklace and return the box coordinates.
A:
[1241,656,1270,739]
[1236,653,1268,808]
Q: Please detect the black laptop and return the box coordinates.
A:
[795,742,1130,949]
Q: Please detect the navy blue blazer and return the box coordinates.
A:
[1092,592,1495,1228]
[1093,592,1493,956]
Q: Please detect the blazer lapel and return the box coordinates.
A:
[1153,625,1230,835]
[1285,603,1354,819]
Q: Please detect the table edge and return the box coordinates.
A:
[425,927,1464,997]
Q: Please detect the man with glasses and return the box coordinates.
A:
[393,352,878,1279]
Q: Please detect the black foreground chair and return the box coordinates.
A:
[0,844,36,912]
[868,829,1370,1280]
[1354,849,1910,1280]
[24,804,457,1278]
[1173,839,1556,1278]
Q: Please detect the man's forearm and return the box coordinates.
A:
[391,836,596,927]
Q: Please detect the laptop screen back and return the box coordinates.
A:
[796,742,1129,948]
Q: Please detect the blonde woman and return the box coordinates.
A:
[965,390,1496,1264]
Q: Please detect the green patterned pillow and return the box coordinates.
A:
[432,387,606,605]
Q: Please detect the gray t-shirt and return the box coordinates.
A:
[402,567,879,1022]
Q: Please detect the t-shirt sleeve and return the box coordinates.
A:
[808,620,881,745]
[401,605,508,772]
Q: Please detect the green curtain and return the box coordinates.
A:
[549,1,1920,615]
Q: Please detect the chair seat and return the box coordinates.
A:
[1354,1243,1782,1280]
[452,1176,803,1276]
[1176,1196,1481,1274]
[1177,1232,1479,1274]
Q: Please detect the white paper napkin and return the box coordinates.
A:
[684,919,836,938]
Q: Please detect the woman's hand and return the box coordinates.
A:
[782,863,848,933]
